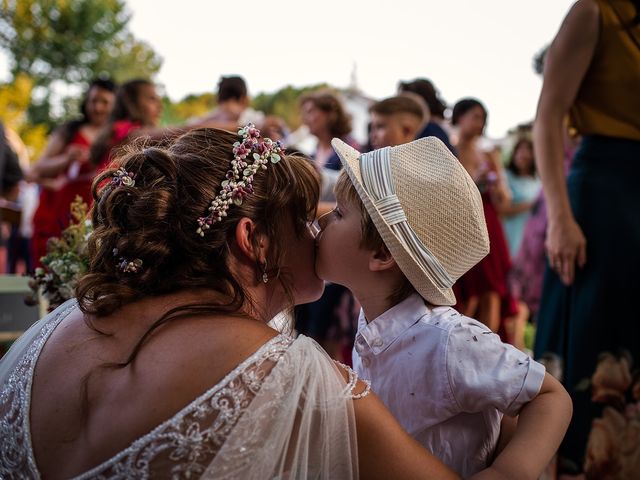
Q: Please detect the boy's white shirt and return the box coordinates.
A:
[352,293,546,478]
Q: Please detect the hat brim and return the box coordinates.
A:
[331,138,457,306]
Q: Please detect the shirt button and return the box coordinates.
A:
[372,338,383,348]
[362,358,371,367]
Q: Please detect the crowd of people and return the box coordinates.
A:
[2,73,552,359]
[0,0,638,477]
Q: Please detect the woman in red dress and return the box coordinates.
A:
[451,98,525,343]
[31,79,117,266]
[90,79,164,171]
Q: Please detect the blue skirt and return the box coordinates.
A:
[534,135,640,475]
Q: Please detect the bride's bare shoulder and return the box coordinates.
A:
[64,301,281,391]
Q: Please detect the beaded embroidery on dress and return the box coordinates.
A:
[0,300,365,479]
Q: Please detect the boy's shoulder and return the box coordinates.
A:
[358,296,496,357]
[416,306,489,335]
[374,299,491,341]
[409,307,504,357]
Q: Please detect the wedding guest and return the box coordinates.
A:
[451,98,520,337]
[498,138,541,257]
[398,77,456,153]
[533,0,640,475]
[31,78,116,266]
[191,75,264,131]
[369,95,424,150]
[300,89,360,171]
[90,79,163,170]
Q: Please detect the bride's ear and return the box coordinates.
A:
[234,217,270,263]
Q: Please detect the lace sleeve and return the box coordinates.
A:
[334,361,372,399]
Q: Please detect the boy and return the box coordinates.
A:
[315,136,572,478]
[368,95,425,150]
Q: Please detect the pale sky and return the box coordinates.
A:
[2,0,576,138]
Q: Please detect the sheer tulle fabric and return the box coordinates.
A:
[203,336,358,479]
[0,300,359,479]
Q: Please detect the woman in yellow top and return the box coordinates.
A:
[533,0,640,477]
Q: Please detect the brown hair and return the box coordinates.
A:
[507,137,536,177]
[300,90,353,138]
[217,75,247,102]
[398,78,447,119]
[369,96,424,122]
[334,171,416,304]
[77,128,319,360]
[90,79,155,166]
[451,98,487,126]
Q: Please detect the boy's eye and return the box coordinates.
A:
[332,207,342,218]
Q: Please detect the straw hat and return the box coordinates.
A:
[331,136,489,305]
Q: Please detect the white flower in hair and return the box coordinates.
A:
[111,167,136,188]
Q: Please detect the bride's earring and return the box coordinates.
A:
[261,261,269,284]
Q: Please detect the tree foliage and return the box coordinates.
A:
[0,0,162,126]
[0,74,48,158]
[0,0,129,85]
[533,45,548,76]
[253,84,329,130]
[92,32,162,84]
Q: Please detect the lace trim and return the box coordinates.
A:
[0,301,295,480]
[1,308,367,479]
[335,361,372,399]
[0,300,77,479]
[72,334,293,479]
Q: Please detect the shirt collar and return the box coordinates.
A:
[356,293,429,355]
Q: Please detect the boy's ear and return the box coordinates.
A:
[369,243,397,272]
[235,217,269,263]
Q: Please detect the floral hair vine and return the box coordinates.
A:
[196,123,284,237]
[111,167,136,188]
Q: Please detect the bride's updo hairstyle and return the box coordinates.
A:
[77,127,320,318]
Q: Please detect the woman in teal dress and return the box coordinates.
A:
[499,138,541,258]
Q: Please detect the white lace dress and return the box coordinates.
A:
[0,300,369,479]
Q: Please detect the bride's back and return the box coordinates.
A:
[30,295,276,479]
[18,127,323,478]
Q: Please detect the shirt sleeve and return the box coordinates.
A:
[445,317,546,416]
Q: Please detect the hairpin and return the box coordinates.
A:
[112,167,136,188]
[117,257,143,274]
[196,123,283,237]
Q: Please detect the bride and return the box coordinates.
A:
[0,125,458,479]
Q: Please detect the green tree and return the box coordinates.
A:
[93,32,162,84]
[252,83,328,130]
[0,0,129,85]
[0,74,49,158]
[533,45,549,76]
[0,0,162,126]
